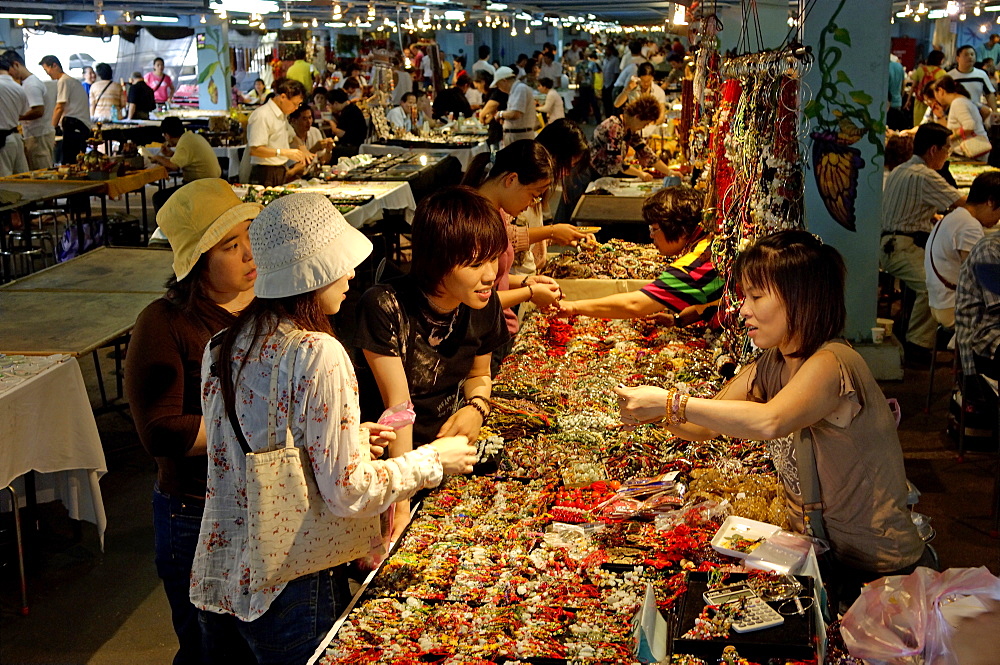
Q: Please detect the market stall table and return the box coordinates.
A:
[1,166,170,242]
[324,151,461,201]
[1,354,109,612]
[234,180,417,229]
[0,181,104,282]
[3,246,172,294]
[360,139,488,171]
[571,193,651,243]
[0,247,171,404]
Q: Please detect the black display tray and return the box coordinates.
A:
[668,572,817,661]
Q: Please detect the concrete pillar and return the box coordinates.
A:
[802,0,892,343]
[0,19,26,51]
[196,21,231,111]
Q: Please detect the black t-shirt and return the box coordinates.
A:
[484,89,508,146]
[353,277,510,445]
[127,80,157,113]
[433,87,473,120]
[338,103,369,146]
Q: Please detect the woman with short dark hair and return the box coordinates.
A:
[89,61,125,121]
[618,230,934,610]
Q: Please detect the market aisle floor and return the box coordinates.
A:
[1,330,998,663]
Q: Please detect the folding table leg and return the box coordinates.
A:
[140,187,149,243]
[3,485,29,615]
[92,350,108,408]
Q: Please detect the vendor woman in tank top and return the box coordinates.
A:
[616,230,935,611]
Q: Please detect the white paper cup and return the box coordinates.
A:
[871,327,885,344]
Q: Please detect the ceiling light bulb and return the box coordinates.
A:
[199,13,206,23]
[97,12,106,25]
[982,22,989,30]
[510,26,516,36]
[975,4,982,15]
[914,13,920,20]
[16,17,24,25]
[961,12,967,19]
[312,17,318,26]
[218,8,227,18]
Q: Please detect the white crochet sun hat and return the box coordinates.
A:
[250,193,373,299]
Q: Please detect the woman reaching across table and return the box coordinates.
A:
[355,186,511,542]
[616,231,934,610]
[191,193,476,663]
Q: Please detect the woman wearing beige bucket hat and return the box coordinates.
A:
[190,193,477,662]
[124,178,262,664]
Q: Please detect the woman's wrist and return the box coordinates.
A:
[525,283,535,302]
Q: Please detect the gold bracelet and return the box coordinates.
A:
[677,393,689,425]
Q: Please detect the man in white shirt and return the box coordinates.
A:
[0,53,30,177]
[948,44,997,115]
[538,52,563,88]
[386,92,421,134]
[246,78,313,186]
[3,50,55,170]
[536,78,565,123]
[925,170,1000,328]
[613,41,647,96]
[471,45,496,78]
[491,66,536,146]
[39,55,90,165]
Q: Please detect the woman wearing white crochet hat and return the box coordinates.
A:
[190,193,476,662]
[125,178,262,665]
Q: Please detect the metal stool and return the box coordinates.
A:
[7,228,56,268]
[0,246,44,278]
[924,324,955,412]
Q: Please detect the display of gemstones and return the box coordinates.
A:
[321,309,795,664]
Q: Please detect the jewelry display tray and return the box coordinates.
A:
[668,572,818,661]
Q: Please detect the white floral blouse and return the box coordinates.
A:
[189,322,443,621]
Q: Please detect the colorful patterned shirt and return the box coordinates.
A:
[640,236,724,325]
[190,322,443,621]
[589,115,657,177]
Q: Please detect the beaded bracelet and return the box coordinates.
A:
[526,283,535,302]
[468,395,492,414]
[465,398,489,421]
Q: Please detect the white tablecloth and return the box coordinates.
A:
[213,145,244,180]
[232,180,417,229]
[359,142,488,171]
[0,356,108,549]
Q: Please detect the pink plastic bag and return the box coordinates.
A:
[841,566,1000,665]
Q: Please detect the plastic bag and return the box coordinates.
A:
[841,566,1000,665]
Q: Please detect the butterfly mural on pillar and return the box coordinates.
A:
[803,0,885,233]
[810,117,866,231]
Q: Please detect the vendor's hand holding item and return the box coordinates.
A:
[615,384,674,425]
[283,146,315,165]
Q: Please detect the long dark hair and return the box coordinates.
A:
[164,255,209,309]
[462,139,554,189]
[734,230,846,360]
[217,294,334,425]
[933,75,971,98]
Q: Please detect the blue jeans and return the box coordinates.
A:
[152,486,206,665]
[200,567,350,665]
